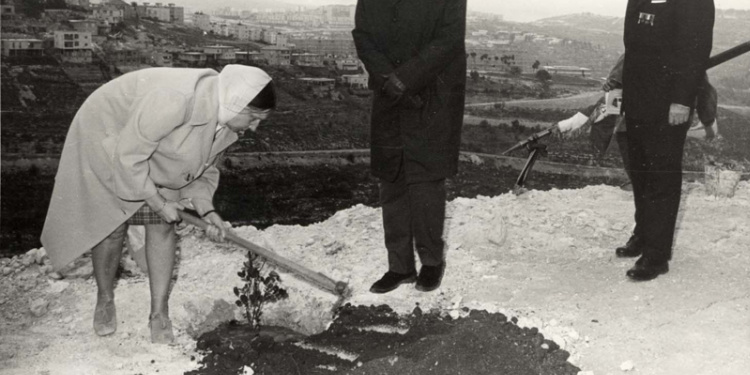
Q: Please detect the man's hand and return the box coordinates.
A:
[669,103,691,125]
[381,73,407,100]
[203,211,231,242]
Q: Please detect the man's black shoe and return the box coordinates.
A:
[369,271,417,294]
[415,262,445,292]
[616,234,642,258]
[626,259,668,281]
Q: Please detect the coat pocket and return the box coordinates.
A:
[149,151,197,189]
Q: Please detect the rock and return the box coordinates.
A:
[182,298,236,338]
[38,265,53,275]
[469,154,484,165]
[48,272,64,280]
[59,258,93,279]
[577,371,595,375]
[2,267,11,276]
[29,298,50,317]
[47,280,70,294]
[450,295,463,309]
[567,328,581,341]
[620,360,635,371]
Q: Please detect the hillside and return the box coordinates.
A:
[526,11,750,105]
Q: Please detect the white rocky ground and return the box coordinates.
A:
[1,179,749,375]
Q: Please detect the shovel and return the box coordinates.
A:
[177,211,351,302]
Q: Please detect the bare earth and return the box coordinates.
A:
[1,178,749,375]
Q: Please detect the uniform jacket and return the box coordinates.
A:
[42,68,238,270]
[622,0,714,123]
[352,0,467,183]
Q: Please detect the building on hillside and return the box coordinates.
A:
[97,22,112,36]
[146,6,170,22]
[92,5,124,24]
[54,31,92,63]
[261,30,288,46]
[235,50,264,64]
[341,74,368,89]
[65,0,90,8]
[101,0,137,21]
[260,45,291,66]
[153,46,182,66]
[291,52,324,67]
[322,5,355,26]
[1,0,15,18]
[70,19,98,35]
[193,12,211,31]
[203,45,236,64]
[1,38,44,57]
[107,47,140,66]
[136,2,184,23]
[166,3,183,24]
[211,22,230,37]
[335,58,360,71]
[542,65,592,77]
[289,37,356,57]
[230,23,261,41]
[298,77,335,90]
[177,51,207,66]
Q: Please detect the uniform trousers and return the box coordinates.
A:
[626,117,690,263]
[379,167,446,274]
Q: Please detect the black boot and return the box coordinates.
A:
[416,262,445,292]
[626,258,669,281]
[616,234,642,258]
[369,271,417,294]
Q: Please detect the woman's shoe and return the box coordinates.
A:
[149,313,175,344]
[93,299,117,336]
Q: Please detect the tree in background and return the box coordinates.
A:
[532,60,541,71]
[535,69,553,98]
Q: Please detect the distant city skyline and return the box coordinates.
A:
[126,0,750,22]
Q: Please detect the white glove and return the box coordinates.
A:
[557,112,589,133]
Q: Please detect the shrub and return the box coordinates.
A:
[233,251,289,331]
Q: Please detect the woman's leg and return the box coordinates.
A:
[91,223,127,336]
[144,223,177,316]
[144,223,177,343]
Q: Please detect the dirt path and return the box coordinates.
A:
[1,180,749,375]
[466,92,603,110]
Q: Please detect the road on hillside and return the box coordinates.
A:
[466,91,602,110]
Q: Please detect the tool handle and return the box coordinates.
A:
[707,41,750,70]
[178,210,348,297]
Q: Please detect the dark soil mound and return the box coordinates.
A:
[189,304,580,375]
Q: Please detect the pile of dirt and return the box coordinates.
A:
[2,180,749,375]
[190,304,580,375]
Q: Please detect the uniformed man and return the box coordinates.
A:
[619,0,715,281]
[352,0,467,293]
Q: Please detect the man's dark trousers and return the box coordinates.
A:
[626,117,690,263]
[379,167,446,275]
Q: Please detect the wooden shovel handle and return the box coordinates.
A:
[178,210,349,297]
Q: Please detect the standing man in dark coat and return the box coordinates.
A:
[352,0,467,293]
[618,0,714,281]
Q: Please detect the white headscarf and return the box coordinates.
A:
[217,65,273,124]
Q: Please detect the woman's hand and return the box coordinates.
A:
[202,211,231,242]
[146,194,185,223]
